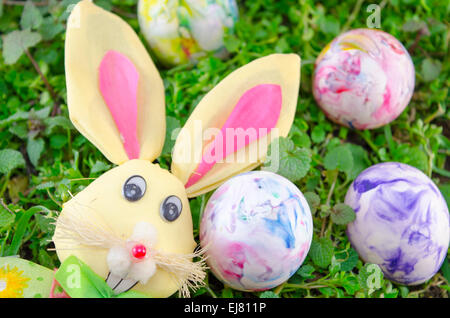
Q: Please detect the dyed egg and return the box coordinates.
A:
[345,162,449,285]
[313,29,415,129]
[138,0,239,67]
[200,171,313,291]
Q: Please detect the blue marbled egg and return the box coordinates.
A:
[200,171,313,291]
[345,162,449,285]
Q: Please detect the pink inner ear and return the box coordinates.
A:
[185,84,282,188]
[99,50,140,160]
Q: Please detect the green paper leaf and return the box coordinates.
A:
[263,137,311,182]
[27,137,45,167]
[0,257,54,298]
[55,255,113,298]
[309,237,334,269]
[331,203,356,225]
[0,149,26,175]
[55,255,148,298]
[21,1,43,30]
[3,30,42,65]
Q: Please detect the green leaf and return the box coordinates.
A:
[50,134,68,149]
[90,160,111,175]
[309,237,334,269]
[263,137,311,182]
[441,257,450,283]
[6,206,50,256]
[40,18,65,41]
[44,116,74,135]
[0,206,15,232]
[0,149,26,175]
[311,125,326,143]
[344,144,369,179]
[331,203,356,225]
[336,248,359,272]
[392,144,428,173]
[421,58,442,82]
[21,0,43,30]
[27,137,45,167]
[296,264,315,279]
[3,29,42,65]
[259,291,280,298]
[319,15,340,35]
[221,288,233,298]
[9,123,28,139]
[224,34,240,53]
[323,145,354,173]
[342,276,360,295]
[438,183,450,208]
[304,192,320,213]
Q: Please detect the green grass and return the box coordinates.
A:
[0,0,449,298]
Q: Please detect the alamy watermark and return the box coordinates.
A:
[171,120,281,173]
[366,4,381,28]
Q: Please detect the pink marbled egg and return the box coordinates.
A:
[313,29,415,130]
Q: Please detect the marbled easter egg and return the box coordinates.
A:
[313,29,415,129]
[345,162,449,285]
[138,0,238,67]
[200,171,313,291]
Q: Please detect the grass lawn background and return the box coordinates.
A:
[0,0,448,298]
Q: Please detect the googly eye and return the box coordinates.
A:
[160,195,182,222]
[123,175,146,202]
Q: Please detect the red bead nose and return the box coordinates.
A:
[131,244,147,259]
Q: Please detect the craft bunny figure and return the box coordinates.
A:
[1,0,300,298]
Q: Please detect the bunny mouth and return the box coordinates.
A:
[106,272,139,294]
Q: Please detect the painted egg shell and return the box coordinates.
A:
[200,171,313,291]
[313,28,415,129]
[138,0,239,67]
[345,162,449,285]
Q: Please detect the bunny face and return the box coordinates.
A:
[54,0,300,298]
[54,160,195,297]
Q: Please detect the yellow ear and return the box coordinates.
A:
[65,0,165,165]
[171,54,301,197]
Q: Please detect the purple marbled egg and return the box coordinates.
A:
[345,162,449,285]
[313,29,415,129]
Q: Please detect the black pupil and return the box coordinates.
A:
[123,178,145,202]
[163,202,179,221]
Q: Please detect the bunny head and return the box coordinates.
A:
[53,0,300,298]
